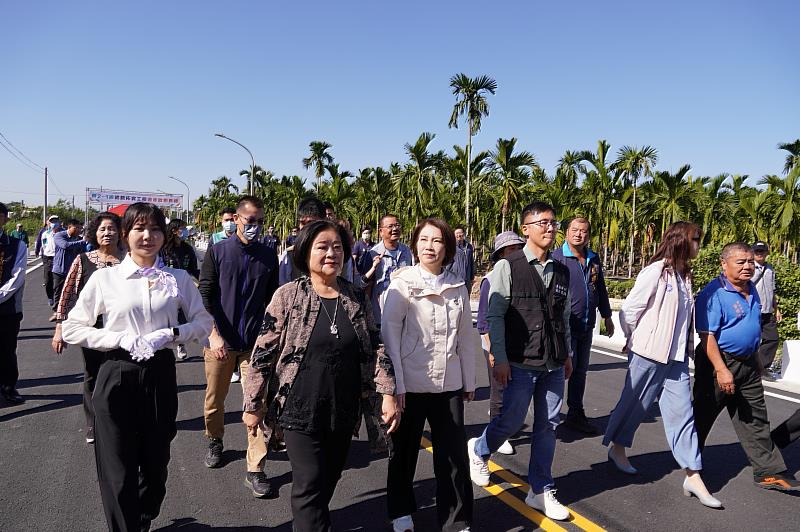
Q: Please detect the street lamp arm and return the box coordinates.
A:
[168,176,191,225]
[215,133,256,195]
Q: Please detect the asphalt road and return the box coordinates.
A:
[1,257,799,531]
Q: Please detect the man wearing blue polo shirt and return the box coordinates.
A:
[693,242,799,491]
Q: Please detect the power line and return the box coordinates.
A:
[0,137,41,173]
[0,132,44,170]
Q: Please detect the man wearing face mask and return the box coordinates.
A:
[262,225,279,251]
[36,215,62,309]
[353,225,374,272]
[198,196,279,497]
[211,207,237,245]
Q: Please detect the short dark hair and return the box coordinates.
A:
[360,225,373,232]
[297,197,326,224]
[322,201,334,211]
[292,219,353,276]
[0,202,7,216]
[521,201,555,222]
[237,195,264,211]
[65,218,82,228]
[454,225,465,232]
[410,218,457,266]
[86,212,122,248]
[220,207,236,216]
[379,214,399,228]
[121,203,167,248]
[566,217,591,232]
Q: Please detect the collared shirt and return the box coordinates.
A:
[42,228,59,257]
[359,241,414,325]
[553,242,612,329]
[695,274,762,357]
[753,262,776,314]
[486,245,572,369]
[62,255,214,351]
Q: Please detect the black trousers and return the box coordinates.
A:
[52,271,66,313]
[0,313,22,388]
[758,313,780,369]
[387,390,472,531]
[82,347,105,430]
[42,255,55,304]
[693,346,786,479]
[772,408,800,449]
[283,426,353,532]
[93,349,178,532]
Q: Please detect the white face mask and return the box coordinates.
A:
[242,224,262,242]
[222,220,236,233]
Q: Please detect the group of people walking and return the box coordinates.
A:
[1,195,799,532]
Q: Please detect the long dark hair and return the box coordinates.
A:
[648,221,702,278]
[162,218,186,258]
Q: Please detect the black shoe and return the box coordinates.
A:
[204,438,223,468]
[755,473,800,491]
[244,471,274,498]
[564,412,600,435]
[0,386,24,405]
[85,426,95,444]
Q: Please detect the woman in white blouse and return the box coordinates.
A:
[63,203,213,532]
[382,218,478,532]
[603,221,721,508]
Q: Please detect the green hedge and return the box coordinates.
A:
[607,244,800,343]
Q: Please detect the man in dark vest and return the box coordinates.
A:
[467,201,574,521]
[0,202,27,405]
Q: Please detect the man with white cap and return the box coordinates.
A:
[751,241,781,378]
[476,231,526,455]
[35,215,62,310]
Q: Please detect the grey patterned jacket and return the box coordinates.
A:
[242,276,396,443]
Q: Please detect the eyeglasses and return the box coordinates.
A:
[523,219,560,230]
[382,223,402,230]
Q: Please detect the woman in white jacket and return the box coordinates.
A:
[603,221,721,508]
[382,218,478,532]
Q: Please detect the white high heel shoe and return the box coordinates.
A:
[682,476,723,509]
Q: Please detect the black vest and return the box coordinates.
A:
[504,249,570,366]
[0,233,22,316]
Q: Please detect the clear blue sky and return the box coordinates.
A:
[2,0,797,207]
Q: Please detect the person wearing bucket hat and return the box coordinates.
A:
[475,231,526,455]
[552,217,613,435]
[751,241,781,378]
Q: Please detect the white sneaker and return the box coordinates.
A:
[497,439,514,455]
[467,437,490,486]
[230,371,241,383]
[525,489,570,521]
[391,515,414,532]
[176,345,188,360]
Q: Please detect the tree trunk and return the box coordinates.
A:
[465,111,473,239]
[628,180,637,278]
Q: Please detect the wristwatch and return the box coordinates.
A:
[172,327,180,341]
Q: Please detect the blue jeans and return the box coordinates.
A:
[603,353,702,470]
[475,364,564,492]
[567,326,593,414]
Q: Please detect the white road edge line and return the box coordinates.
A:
[26,262,43,275]
[592,347,800,405]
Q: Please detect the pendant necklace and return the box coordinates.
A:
[320,296,340,337]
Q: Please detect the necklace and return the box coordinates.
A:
[319,296,340,337]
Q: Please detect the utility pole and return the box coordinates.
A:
[43,166,48,225]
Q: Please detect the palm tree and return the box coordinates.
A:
[302,141,334,192]
[393,132,445,225]
[578,140,620,268]
[448,73,497,239]
[489,138,538,231]
[759,167,800,256]
[778,139,800,175]
[615,145,658,277]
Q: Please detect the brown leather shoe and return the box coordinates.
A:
[755,473,800,491]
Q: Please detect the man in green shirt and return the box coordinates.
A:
[10,224,28,247]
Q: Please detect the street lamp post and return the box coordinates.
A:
[214,133,256,196]
[167,176,191,225]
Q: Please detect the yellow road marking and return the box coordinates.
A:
[419,436,606,532]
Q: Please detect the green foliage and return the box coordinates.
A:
[605,279,635,299]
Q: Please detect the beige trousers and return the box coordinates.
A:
[203,348,267,472]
